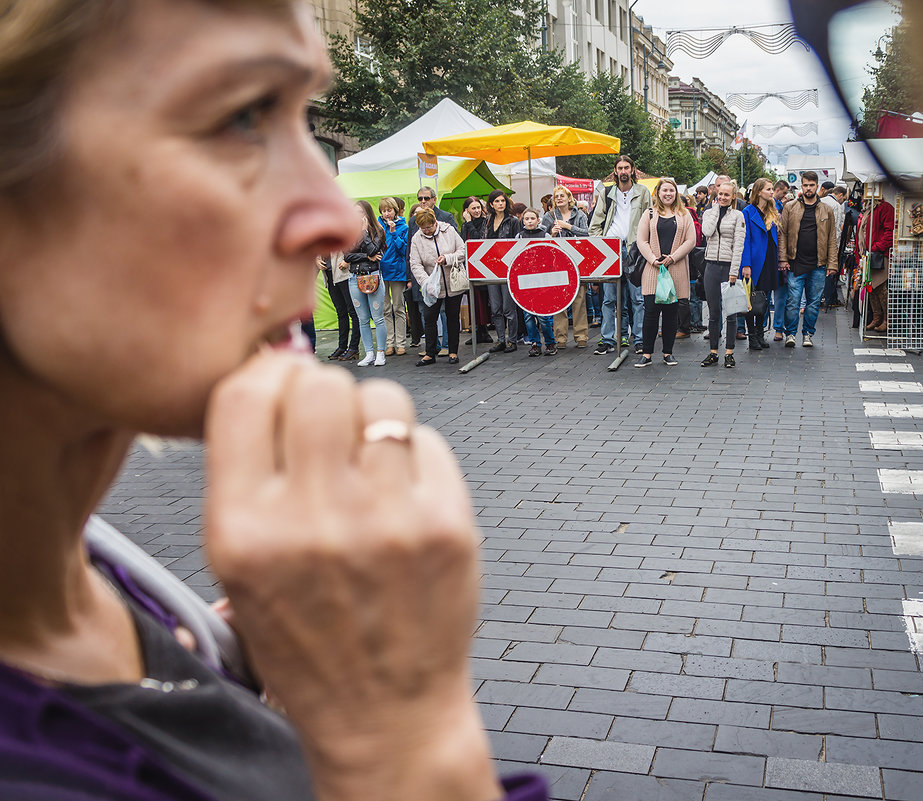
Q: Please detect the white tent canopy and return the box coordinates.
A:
[337,98,556,201]
[842,139,923,189]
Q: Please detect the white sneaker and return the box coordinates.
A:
[802,334,813,348]
[357,352,374,366]
[373,352,386,366]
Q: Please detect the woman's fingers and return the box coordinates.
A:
[355,379,417,493]
[206,351,307,503]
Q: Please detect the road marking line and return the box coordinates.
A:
[854,348,906,356]
[864,402,923,418]
[856,362,914,373]
[879,469,923,494]
[859,380,923,394]
[870,431,923,450]
[517,271,571,291]
[902,599,923,655]
[891,522,923,555]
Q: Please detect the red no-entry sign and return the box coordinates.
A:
[466,237,621,317]
[507,243,579,316]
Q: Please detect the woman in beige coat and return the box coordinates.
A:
[409,208,467,365]
[634,177,698,367]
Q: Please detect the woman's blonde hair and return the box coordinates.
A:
[414,208,436,228]
[551,184,575,209]
[378,196,399,215]
[749,178,780,229]
[652,177,687,216]
[0,0,291,195]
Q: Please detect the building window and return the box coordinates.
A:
[354,36,376,73]
[684,111,693,130]
[317,139,337,167]
[597,48,606,74]
[619,8,628,43]
[572,5,580,62]
[609,0,617,33]
[595,0,603,22]
[622,65,628,83]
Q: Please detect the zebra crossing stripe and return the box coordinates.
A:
[854,348,906,356]
[858,381,923,394]
[902,599,923,655]
[878,469,923,494]
[890,522,923,555]
[870,432,923,450]
[864,403,923,418]
[856,362,914,373]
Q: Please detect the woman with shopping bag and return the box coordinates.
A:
[740,178,780,350]
[634,177,697,367]
[700,181,747,368]
[409,208,467,366]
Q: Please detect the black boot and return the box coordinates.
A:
[756,315,769,348]
[746,316,762,350]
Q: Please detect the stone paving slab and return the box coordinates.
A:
[100,309,923,799]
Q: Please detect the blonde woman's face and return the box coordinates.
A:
[759,184,773,202]
[659,182,676,206]
[717,185,734,206]
[0,0,357,435]
[553,190,569,207]
[380,207,395,221]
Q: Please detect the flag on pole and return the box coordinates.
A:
[732,120,747,151]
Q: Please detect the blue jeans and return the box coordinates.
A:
[784,268,825,336]
[524,313,554,346]
[772,286,787,332]
[689,282,703,328]
[349,274,387,353]
[586,285,602,322]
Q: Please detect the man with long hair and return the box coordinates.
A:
[589,155,652,355]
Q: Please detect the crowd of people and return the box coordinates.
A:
[327,159,875,370]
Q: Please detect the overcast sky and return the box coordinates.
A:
[635,0,900,168]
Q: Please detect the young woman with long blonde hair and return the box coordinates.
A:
[634,177,697,367]
[740,178,781,349]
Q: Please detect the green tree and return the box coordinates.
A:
[859,19,914,138]
[587,74,659,175]
[650,125,697,185]
[325,0,550,146]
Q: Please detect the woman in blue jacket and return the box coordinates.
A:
[378,197,410,355]
[740,178,781,350]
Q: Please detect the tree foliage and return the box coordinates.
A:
[859,19,914,138]
[324,0,768,189]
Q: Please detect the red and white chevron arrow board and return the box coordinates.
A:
[466,237,622,286]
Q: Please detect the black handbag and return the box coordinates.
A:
[689,246,705,280]
[749,289,768,318]
[627,242,646,287]
[868,251,886,270]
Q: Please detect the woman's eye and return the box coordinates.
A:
[222,95,278,139]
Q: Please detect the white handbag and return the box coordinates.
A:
[721,281,749,316]
[447,262,469,294]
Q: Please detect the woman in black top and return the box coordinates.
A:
[484,190,521,353]
[460,196,493,344]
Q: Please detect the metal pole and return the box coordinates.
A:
[608,279,630,371]
[692,86,697,160]
[528,146,534,208]
[643,44,649,113]
[628,0,639,100]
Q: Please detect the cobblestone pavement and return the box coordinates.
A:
[100,308,923,801]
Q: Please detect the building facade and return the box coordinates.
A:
[544,0,634,86]
[308,0,360,165]
[630,13,673,128]
[668,76,738,159]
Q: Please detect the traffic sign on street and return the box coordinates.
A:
[466,237,621,282]
[507,243,580,316]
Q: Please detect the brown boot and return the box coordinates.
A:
[866,291,882,330]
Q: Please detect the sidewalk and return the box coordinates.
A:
[101,308,923,801]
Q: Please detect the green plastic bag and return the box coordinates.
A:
[655,264,676,304]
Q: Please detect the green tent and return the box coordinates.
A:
[313,161,511,330]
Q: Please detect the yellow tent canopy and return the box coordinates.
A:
[423,120,621,164]
[423,120,620,204]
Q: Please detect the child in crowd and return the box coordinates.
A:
[516,208,557,356]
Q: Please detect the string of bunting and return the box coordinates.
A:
[766,143,820,161]
[667,23,809,59]
[726,89,819,111]
[752,122,819,137]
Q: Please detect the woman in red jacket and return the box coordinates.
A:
[856,198,895,333]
